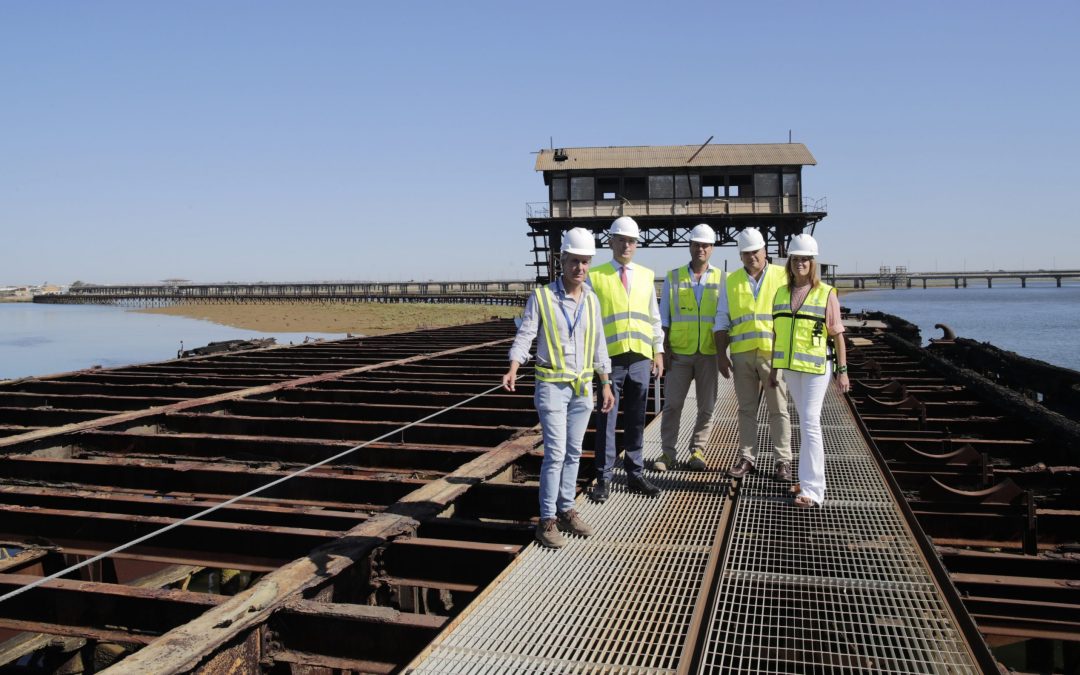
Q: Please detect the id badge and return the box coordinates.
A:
[563,341,576,356]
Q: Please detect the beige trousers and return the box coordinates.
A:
[660,352,719,457]
[732,349,792,464]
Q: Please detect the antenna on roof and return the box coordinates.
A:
[550,136,554,149]
[686,135,713,164]
[788,129,792,143]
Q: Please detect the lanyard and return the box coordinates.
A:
[555,279,585,338]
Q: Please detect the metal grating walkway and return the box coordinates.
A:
[697,384,978,674]
[409,377,981,674]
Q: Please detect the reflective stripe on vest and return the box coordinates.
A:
[589,263,655,359]
[771,282,834,375]
[533,286,597,396]
[667,266,722,355]
[725,265,787,354]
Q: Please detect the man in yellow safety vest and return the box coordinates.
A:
[712,228,793,481]
[655,224,723,472]
[588,216,664,503]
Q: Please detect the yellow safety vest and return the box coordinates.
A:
[725,264,787,354]
[772,283,835,375]
[589,263,655,359]
[666,266,723,355]
[532,285,598,395]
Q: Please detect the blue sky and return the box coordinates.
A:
[2,1,1077,284]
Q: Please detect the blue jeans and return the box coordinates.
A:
[535,380,595,520]
[594,355,651,482]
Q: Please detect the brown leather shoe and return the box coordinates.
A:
[727,458,756,478]
[774,461,792,482]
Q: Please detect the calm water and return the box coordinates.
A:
[843,282,1080,371]
[0,303,343,380]
[3,284,1078,379]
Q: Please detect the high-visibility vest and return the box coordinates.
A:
[772,282,835,375]
[725,264,787,354]
[666,266,723,355]
[532,285,598,395]
[589,262,655,359]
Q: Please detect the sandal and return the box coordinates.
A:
[793,494,819,509]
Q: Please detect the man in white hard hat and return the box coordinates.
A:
[587,216,664,503]
[654,224,723,472]
[713,228,793,481]
[503,227,615,548]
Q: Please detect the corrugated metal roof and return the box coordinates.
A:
[534,143,816,172]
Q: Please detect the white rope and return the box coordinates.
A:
[0,380,515,604]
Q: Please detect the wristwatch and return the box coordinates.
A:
[836,365,848,374]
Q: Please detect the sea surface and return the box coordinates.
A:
[0,303,343,380]
[2,283,1079,380]
[842,282,1080,371]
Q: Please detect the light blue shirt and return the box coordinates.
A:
[660,263,720,329]
[509,280,612,375]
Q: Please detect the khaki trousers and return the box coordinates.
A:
[660,352,719,457]
[732,349,792,464]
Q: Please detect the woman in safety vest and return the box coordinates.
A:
[767,234,850,508]
[502,227,616,548]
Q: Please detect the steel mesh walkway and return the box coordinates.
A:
[408,382,736,673]
[697,383,977,674]
[409,377,980,673]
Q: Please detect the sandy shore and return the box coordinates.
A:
[136,302,521,334]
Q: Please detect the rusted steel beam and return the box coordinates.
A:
[268,600,445,671]
[73,429,488,472]
[0,505,342,571]
[0,456,429,506]
[0,564,200,666]
[105,431,539,673]
[0,336,514,449]
[0,407,115,426]
[416,517,535,546]
[0,392,185,410]
[158,411,523,447]
[277,386,533,408]
[375,538,521,588]
[0,573,219,644]
[220,399,539,428]
[453,482,540,521]
[0,485,367,532]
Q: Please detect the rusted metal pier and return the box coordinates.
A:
[0,315,1076,672]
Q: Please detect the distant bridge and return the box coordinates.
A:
[34,281,537,307]
[832,269,1080,289]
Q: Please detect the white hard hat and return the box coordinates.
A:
[689,223,716,244]
[735,228,765,252]
[561,227,596,256]
[787,233,819,257]
[608,216,640,239]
